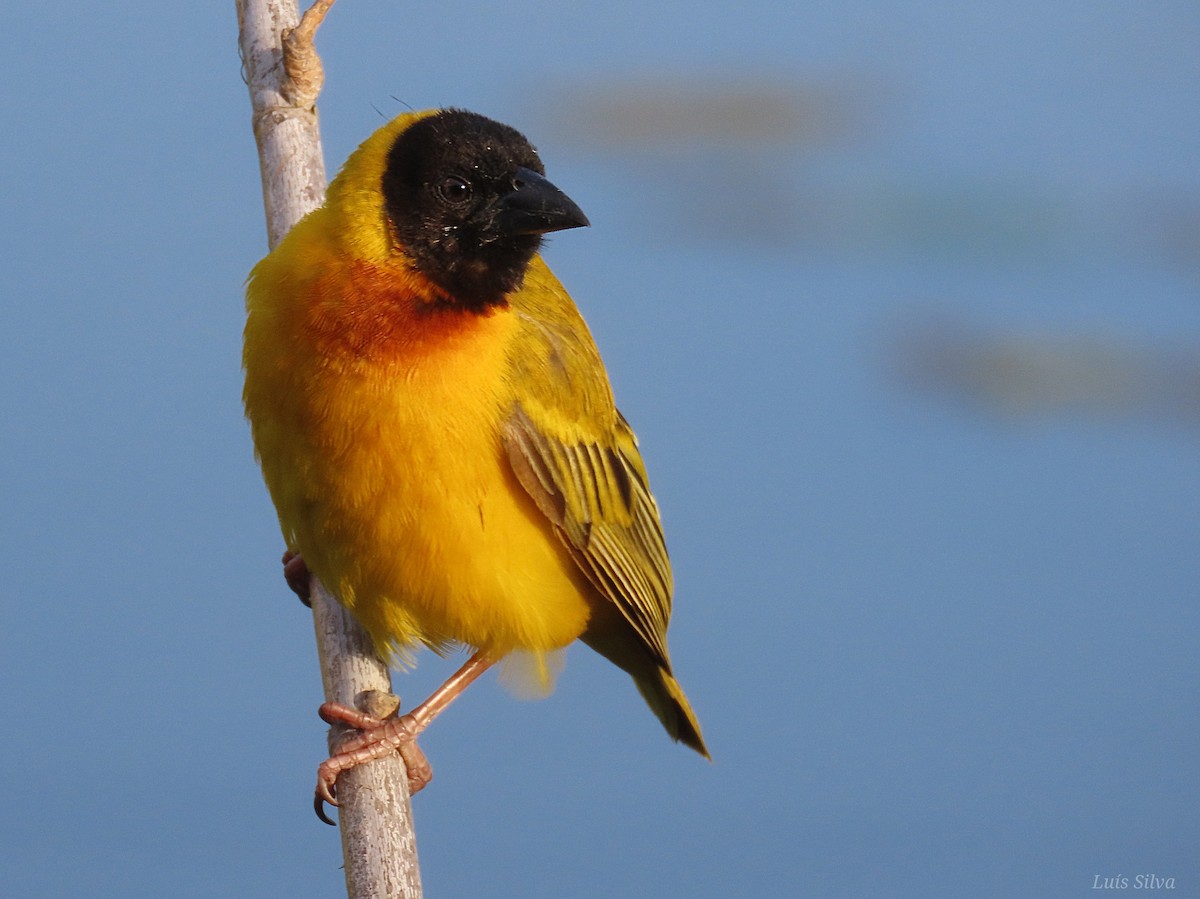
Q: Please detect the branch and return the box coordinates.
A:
[236,2,424,896]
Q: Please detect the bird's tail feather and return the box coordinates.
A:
[633,665,710,758]
[582,616,710,758]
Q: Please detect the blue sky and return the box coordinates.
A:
[2,2,1198,896]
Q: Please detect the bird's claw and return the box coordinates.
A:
[281,551,313,605]
[314,775,340,826]
[312,701,433,826]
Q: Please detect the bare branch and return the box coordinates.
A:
[236,1,424,896]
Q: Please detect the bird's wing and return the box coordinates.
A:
[501,263,673,665]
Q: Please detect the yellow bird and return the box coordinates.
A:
[243,109,707,818]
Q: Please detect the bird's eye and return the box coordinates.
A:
[437,175,472,204]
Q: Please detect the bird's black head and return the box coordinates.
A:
[381,109,589,309]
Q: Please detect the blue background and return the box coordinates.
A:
[2,2,1197,896]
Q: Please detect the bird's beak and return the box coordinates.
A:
[494,167,590,235]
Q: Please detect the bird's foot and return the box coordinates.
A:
[313,701,433,825]
[281,550,312,606]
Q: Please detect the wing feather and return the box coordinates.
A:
[503,406,673,664]
[502,260,675,667]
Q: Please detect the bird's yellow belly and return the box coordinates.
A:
[283,312,593,662]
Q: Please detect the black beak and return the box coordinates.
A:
[494,167,590,236]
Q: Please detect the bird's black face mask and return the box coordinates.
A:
[382,109,589,310]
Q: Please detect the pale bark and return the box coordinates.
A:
[236,2,423,896]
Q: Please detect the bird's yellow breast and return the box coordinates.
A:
[244,240,592,663]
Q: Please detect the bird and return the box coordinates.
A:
[243,108,707,820]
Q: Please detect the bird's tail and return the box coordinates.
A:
[632,664,710,759]
[582,611,710,758]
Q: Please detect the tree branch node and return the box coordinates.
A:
[282,0,337,106]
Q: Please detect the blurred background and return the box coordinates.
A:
[2,1,1197,896]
